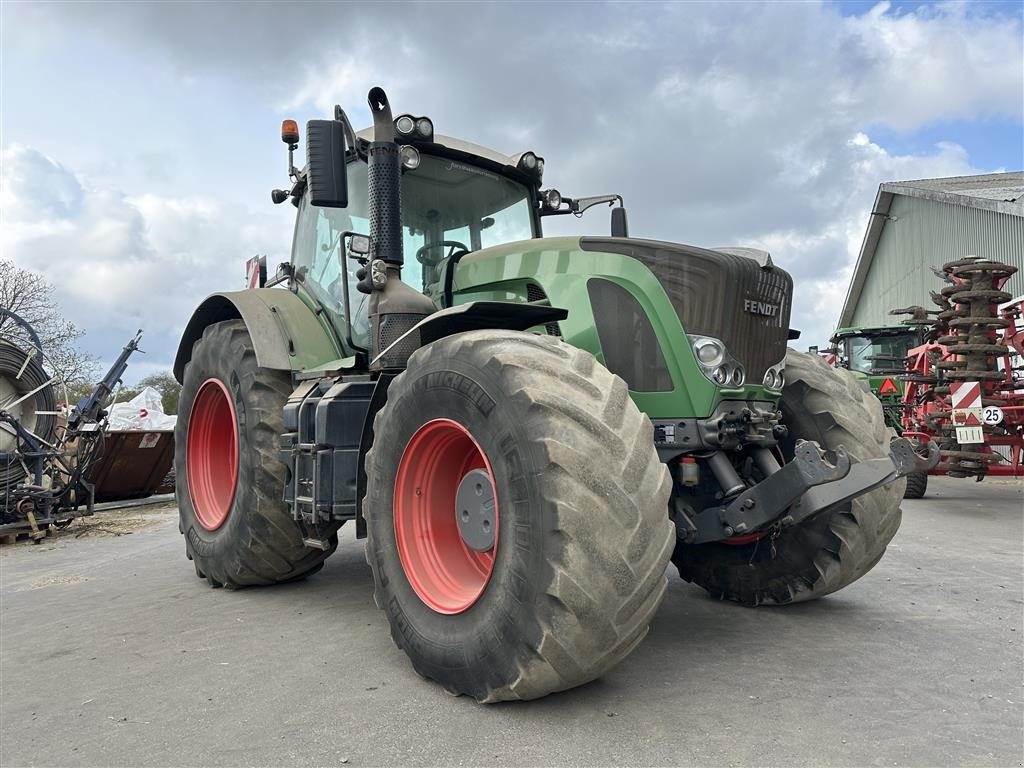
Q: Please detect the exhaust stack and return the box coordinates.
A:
[363,87,437,371]
[366,87,403,270]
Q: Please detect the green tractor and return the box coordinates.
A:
[828,325,921,431]
[173,88,935,702]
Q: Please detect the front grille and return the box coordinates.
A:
[580,238,793,381]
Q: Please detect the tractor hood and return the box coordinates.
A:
[579,237,794,385]
[448,235,795,418]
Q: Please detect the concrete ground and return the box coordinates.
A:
[1,477,1021,768]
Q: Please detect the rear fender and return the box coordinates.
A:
[173,289,341,383]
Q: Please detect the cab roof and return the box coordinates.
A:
[354,128,526,169]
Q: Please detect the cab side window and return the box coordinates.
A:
[291,164,370,351]
[290,159,430,351]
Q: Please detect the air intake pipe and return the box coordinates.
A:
[366,87,403,270]
[363,86,437,371]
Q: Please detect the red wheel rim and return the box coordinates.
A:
[394,419,499,614]
[186,378,238,531]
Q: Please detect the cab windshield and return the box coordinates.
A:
[845,332,917,374]
[292,153,535,350]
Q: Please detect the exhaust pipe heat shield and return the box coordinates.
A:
[366,87,402,268]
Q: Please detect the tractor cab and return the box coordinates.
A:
[275,115,627,360]
[831,325,920,376]
[830,325,921,430]
[288,132,540,350]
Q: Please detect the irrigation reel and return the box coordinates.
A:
[1,310,143,538]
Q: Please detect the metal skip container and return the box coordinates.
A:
[87,387,176,502]
[87,431,174,502]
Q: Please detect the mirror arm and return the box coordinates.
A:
[569,194,623,215]
[539,194,625,217]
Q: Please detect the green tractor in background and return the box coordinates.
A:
[828,326,929,498]
[829,325,921,431]
[173,87,935,702]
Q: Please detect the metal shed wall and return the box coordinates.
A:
[849,195,1024,327]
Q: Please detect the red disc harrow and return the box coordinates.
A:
[891,257,1023,480]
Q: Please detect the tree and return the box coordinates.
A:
[0,260,99,391]
[137,371,181,415]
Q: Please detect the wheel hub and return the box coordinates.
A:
[393,419,499,615]
[185,378,238,531]
[455,468,496,551]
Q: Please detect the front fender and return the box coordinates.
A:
[173,289,341,382]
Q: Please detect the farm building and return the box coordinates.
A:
[839,172,1024,328]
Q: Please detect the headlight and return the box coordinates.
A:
[415,117,433,138]
[399,145,421,170]
[395,115,415,135]
[762,360,786,391]
[542,189,562,210]
[521,152,538,170]
[693,337,725,367]
[688,334,747,389]
[537,158,545,177]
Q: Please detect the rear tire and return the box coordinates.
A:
[175,320,338,587]
[903,471,928,499]
[364,330,674,702]
[672,349,904,605]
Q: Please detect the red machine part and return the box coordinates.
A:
[896,259,1023,480]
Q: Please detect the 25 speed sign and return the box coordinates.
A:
[982,406,1004,425]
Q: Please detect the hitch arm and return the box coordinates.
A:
[687,440,851,544]
[684,438,939,545]
[791,438,939,524]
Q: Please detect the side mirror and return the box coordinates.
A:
[611,207,628,238]
[306,119,348,208]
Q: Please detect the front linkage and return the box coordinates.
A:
[676,437,939,545]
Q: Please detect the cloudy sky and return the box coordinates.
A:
[2,0,1022,382]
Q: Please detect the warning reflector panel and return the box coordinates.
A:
[879,377,899,394]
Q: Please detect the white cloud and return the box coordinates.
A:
[0,145,286,363]
[755,134,980,339]
[278,55,380,116]
[2,0,1020,355]
[844,1,1023,129]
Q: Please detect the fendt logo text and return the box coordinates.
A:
[743,298,780,317]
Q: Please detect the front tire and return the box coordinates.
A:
[364,330,674,702]
[175,320,339,587]
[672,350,904,605]
[903,470,928,499]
